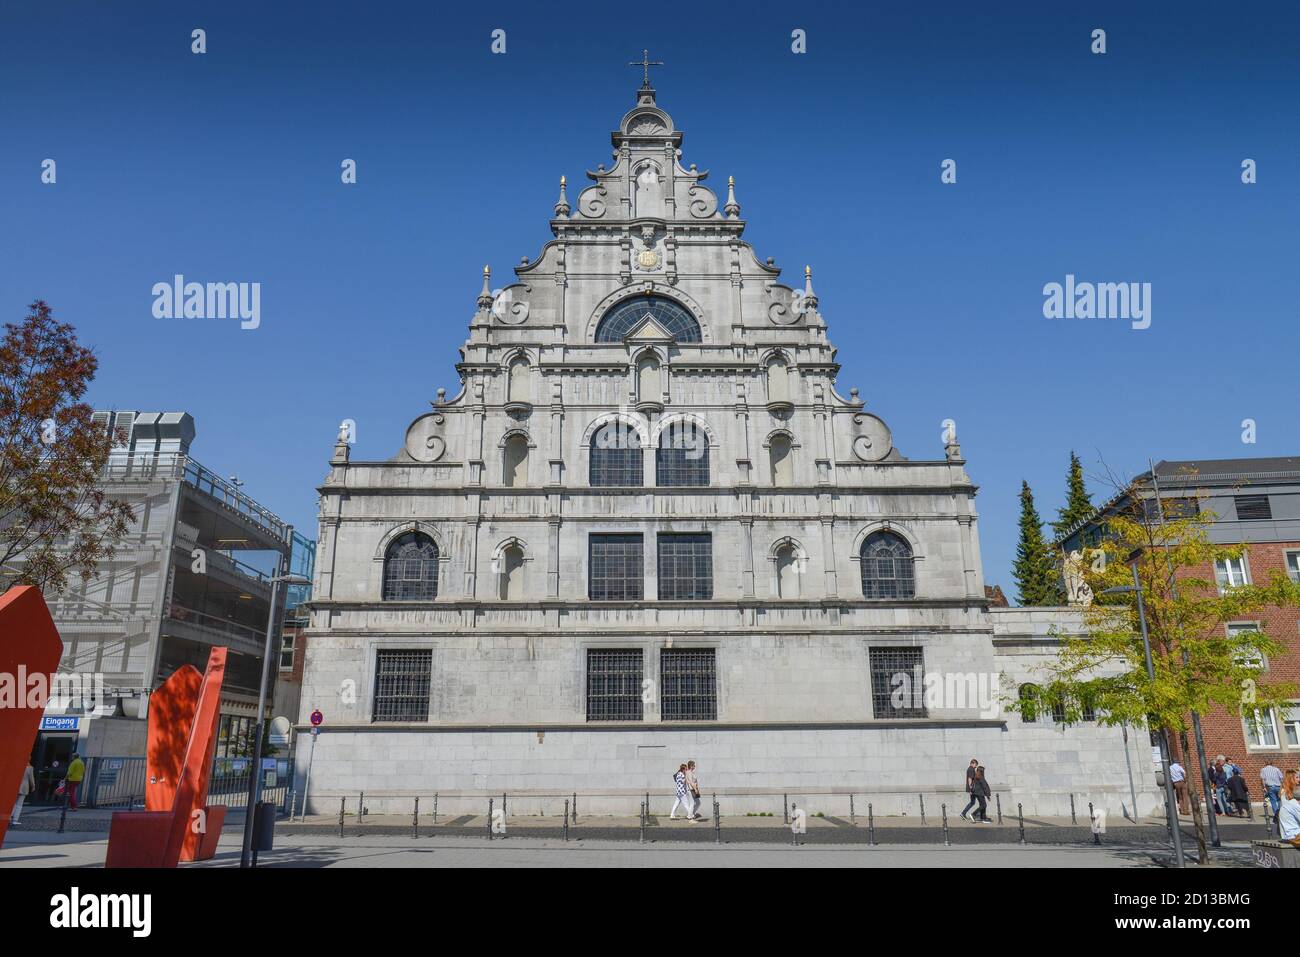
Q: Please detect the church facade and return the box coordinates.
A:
[297,79,1160,818]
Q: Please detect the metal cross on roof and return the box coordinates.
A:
[629,49,663,87]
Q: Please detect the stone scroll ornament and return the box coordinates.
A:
[765,284,804,325]
[851,413,892,462]
[688,184,717,218]
[404,412,447,463]
[491,285,530,324]
[578,185,608,218]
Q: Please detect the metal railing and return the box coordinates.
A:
[101,451,289,542]
[79,754,296,814]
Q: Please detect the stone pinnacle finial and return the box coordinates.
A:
[724,175,740,219]
[477,265,493,310]
[554,175,570,219]
[803,265,818,307]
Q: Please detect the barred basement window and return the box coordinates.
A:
[589,534,644,601]
[657,533,713,600]
[382,532,439,600]
[656,422,709,486]
[860,532,916,599]
[869,647,927,718]
[586,649,643,721]
[661,649,717,720]
[372,649,432,722]
[1234,495,1272,521]
[590,421,643,487]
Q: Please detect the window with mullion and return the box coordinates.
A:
[589,534,644,601]
[657,533,713,600]
[660,649,717,720]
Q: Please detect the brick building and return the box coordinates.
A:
[1059,457,1300,794]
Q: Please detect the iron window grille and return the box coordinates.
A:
[660,649,717,720]
[382,532,439,600]
[657,533,713,600]
[595,295,702,343]
[1234,495,1272,521]
[589,534,644,601]
[860,532,916,599]
[372,649,433,723]
[869,647,927,718]
[656,423,710,486]
[586,649,644,721]
[590,422,643,487]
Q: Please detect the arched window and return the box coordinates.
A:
[383,532,439,600]
[507,357,531,403]
[498,543,525,600]
[769,434,793,486]
[859,531,915,599]
[590,420,643,487]
[595,296,701,343]
[766,356,790,403]
[636,354,660,403]
[776,544,800,598]
[656,422,709,486]
[503,434,528,487]
[1019,684,1041,723]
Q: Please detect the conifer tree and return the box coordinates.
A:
[1013,480,1064,606]
[1052,451,1095,538]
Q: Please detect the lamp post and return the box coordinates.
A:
[1102,556,1186,868]
[239,561,310,868]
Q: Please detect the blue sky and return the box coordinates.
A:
[1,1,1296,597]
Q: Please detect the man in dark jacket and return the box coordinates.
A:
[1225,771,1250,817]
[960,758,979,822]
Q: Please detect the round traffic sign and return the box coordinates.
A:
[310,708,324,727]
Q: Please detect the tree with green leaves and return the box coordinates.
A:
[1013,480,1064,606]
[0,301,133,595]
[1051,451,1094,538]
[1010,490,1300,863]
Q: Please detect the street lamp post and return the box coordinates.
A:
[239,557,310,869]
[1104,560,1186,867]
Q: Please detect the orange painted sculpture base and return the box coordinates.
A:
[0,587,64,849]
[105,647,227,867]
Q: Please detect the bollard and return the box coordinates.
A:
[714,797,721,845]
[850,794,856,824]
[1090,802,1099,845]
[791,802,799,847]
[358,791,364,823]
[289,790,298,822]
[58,791,68,834]
[942,804,950,846]
[503,792,507,822]
[640,802,646,844]
[563,799,570,841]
[1246,798,1255,822]
[572,793,577,823]
[783,793,789,825]
[645,791,650,819]
[996,793,1003,825]
[413,797,420,839]
[433,793,438,824]
[1017,802,1026,845]
[338,797,345,837]
[487,798,494,841]
[919,793,926,825]
[1070,793,1076,825]
[868,803,876,846]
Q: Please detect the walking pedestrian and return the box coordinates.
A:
[685,760,702,821]
[64,752,85,810]
[1170,760,1188,815]
[670,764,691,820]
[1261,760,1284,817]
[1212,757,1231,816]
[973,765,993,823]
[1225,769,1250,817]
[1278,770,1300,847]
[9,761,35,826]
[960,758,979,821]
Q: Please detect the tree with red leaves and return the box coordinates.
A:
[0,300,133,594]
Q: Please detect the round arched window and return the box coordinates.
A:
[595,296,701,343]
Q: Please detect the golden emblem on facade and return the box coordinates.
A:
[637,248,661,269]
